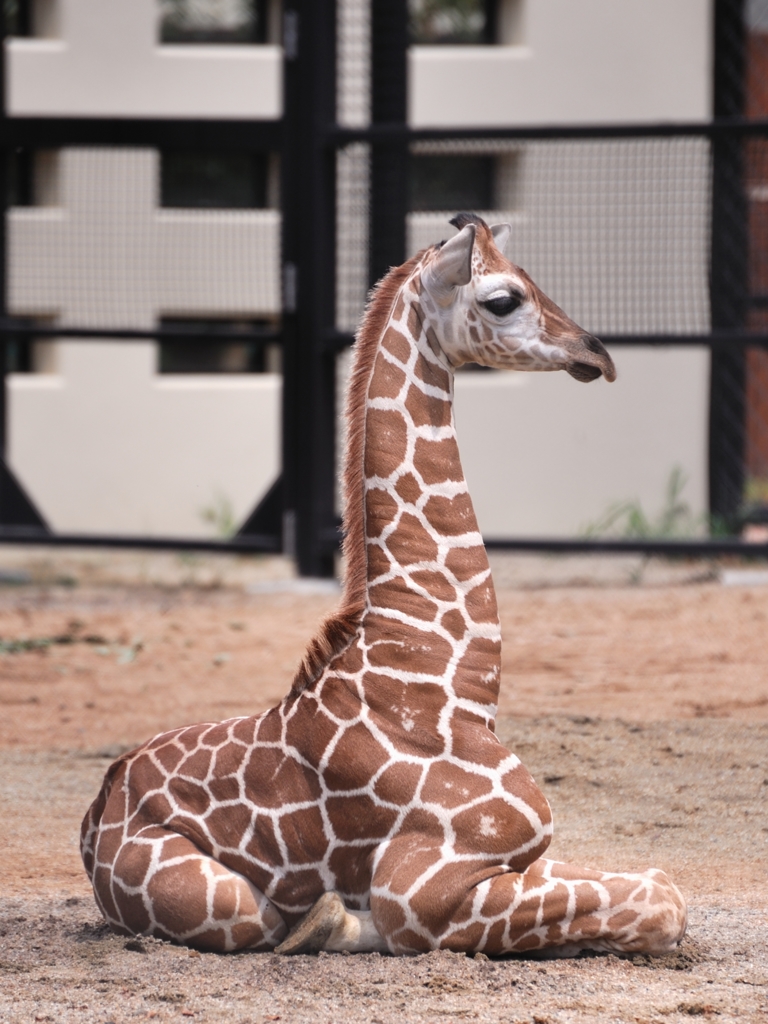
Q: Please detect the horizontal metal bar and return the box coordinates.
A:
[483,537,768,557]
[0,117,282,151]
[0,321,282,344]
[329,117,768,146]
[0,526,281,553]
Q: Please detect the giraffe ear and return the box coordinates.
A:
[422,223,476,302]
[490,222,512,254]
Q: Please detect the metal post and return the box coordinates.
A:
[280,0,338,577]
[0,8,48,529]
[368,0,409,288]
[709,0,748,527]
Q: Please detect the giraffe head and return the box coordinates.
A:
[420,212,616,383]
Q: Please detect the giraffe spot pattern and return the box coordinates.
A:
[80,230,686,958]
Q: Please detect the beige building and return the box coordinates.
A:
[6,0,713,539]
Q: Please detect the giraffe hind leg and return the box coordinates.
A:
[91,825,287,952]
[369,846,687,957]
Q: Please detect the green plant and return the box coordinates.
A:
[199,492,236,538]
[582,467,704,539]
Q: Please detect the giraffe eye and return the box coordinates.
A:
[481,293,522,317]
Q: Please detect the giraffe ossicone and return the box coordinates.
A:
[81,213,686,957]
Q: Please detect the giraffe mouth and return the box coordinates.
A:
[565,334,617,383]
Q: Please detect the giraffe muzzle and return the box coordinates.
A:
[566,334,617,383]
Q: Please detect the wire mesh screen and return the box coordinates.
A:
[8,148,280,331]
[408,137,713,337]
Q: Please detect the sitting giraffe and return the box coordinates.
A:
[81,214,687,957]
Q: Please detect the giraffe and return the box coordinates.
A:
[81,214,687,957]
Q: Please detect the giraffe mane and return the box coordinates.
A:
[290,250,429,696]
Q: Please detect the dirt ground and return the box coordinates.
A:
[1,549,767,1023]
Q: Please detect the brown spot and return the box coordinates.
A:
[285,701,338,763]
[375,835,443,895]
[368,352,406,401]
[485,918,507,951]
[609,877,641,908]
[392,291,406,323]
[607,908,640,931]
[407,301,424,345]
[371,895,406,938]
[465,580,498,624]
[114,837,153,887]
[318,676,361,721]
[364,409,408,480]
[232,718,257,745]
[384,513,439,566]
[244,747,321,808]
[208,774,240,803]
[177,726,206,751]
[452,798,539,867]
[328,844,375,896]
[404,381,451,429]
[410,569,456,603]
[243,814,283,867]
[213,741,249,778]
[147,859,209,934]
[381,325,411,363]
[159,833,198,862]
[366,487,399,539]
[154,743,183,774]
[112,887,151,936]
[440,608,466,640]
[445,546,489,582]
[369,577,439,622]
[421,761,493,809]
[409,860,481,935]
[270,868,326,916]
[443,921,485,951]
[93,865,120,922]
[324,721,390,791]
[363,674,447,756]
[541,882,570,925]
[452,637,501,705]
[325,794,398,842]
[278,805,330,864]
[200,723,230,748]
[126,753,165,797]
[365,624,452,675]
[94,826,123,867]
[373,761,423,805]
[179,747,212,781]
[414,351,451,392]
[452,727,507,769]
[423,493,477,536]
[573,882,602,917]
[394,472,423,505]
[414,438,463,486]
[501,765,552,833]
[366,540,392,580]
[205,802,252,845]
[167,776,211,817]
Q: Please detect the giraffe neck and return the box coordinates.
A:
[355,259,502,722]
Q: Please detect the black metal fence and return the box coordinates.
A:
[1,0,768,575]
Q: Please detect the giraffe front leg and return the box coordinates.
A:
[91,825,287,952]
[370,844,687,957]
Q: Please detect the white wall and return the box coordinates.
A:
[411,0,712,126]
[7,0,281,118]
[455,350,710,537]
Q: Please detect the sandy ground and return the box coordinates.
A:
[1,549,767,1023]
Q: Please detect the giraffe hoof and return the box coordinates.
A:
[274,891,347,955]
